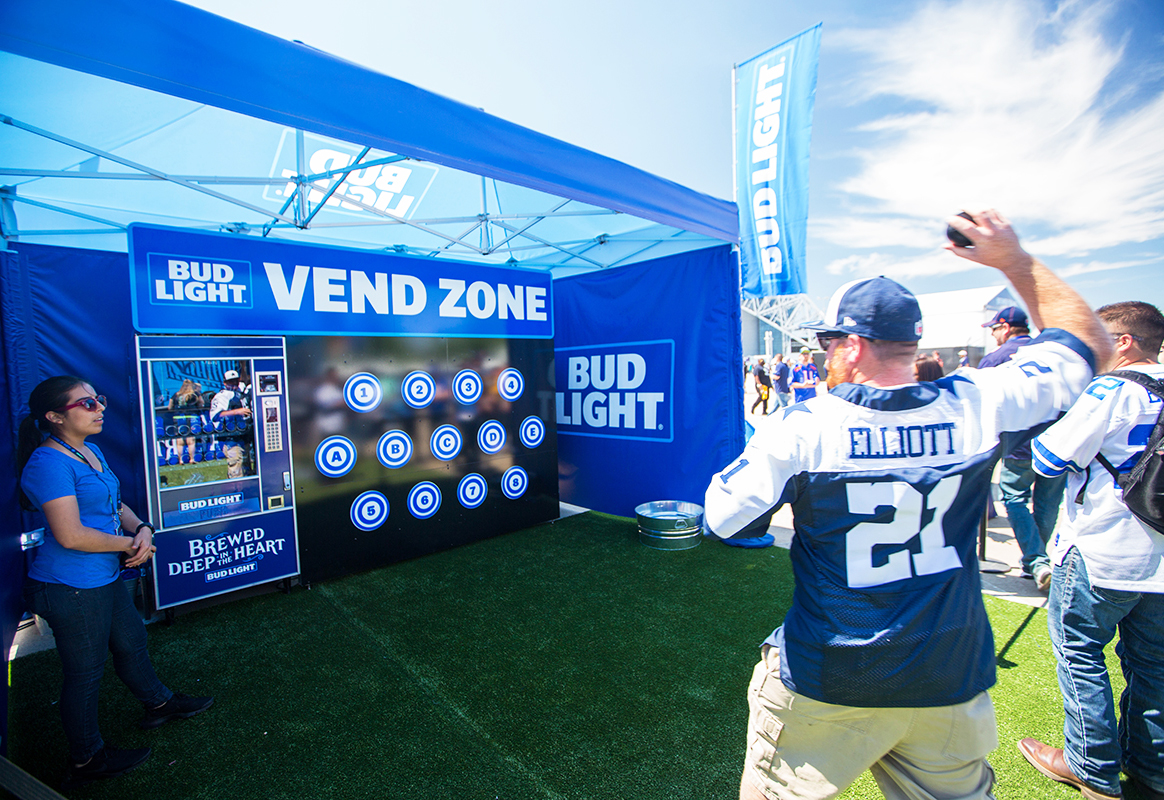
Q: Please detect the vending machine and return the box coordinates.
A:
[135,334,300,609]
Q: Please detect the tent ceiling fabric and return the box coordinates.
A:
[0,0,738,275]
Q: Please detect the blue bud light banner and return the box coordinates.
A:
[734,23,820,299]
[128,224,553,339]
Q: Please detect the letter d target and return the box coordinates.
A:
[477,420,506,454]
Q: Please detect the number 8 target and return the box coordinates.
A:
[457,473,488,509]
[407,481,441,519]
[501,466,529,499]
[350,491,389,531]
[401,371,436,409]
[430,424,462,461]
[497,368,524,401]
[477,420,506,454]
[453,369,483,404]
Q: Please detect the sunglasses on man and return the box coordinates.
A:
[56,395,107,413]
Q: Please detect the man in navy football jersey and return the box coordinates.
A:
[978,306,1067,591]
[705,209,1112,800]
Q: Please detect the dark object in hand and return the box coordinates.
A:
[946,211,976,248]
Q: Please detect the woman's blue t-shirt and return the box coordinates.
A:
[21,442,122,588]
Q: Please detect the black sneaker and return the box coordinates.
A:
[61,744,151,790]
[140,692,214,729]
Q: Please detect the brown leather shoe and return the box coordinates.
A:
[1017,738,1122,800]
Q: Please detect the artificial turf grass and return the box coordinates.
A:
[7,511,1129,799]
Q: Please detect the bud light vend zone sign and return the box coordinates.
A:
[128,224,553,340]
[555,340,674,443]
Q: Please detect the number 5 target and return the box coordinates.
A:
[350,491,389,531]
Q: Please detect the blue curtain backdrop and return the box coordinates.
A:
[553,246,744,517]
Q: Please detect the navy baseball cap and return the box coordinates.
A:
[982,306,1028,328]
[802,276,923,342]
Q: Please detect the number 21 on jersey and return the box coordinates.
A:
[845,475,963,588]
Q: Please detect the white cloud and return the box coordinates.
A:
[823,249,979,280]
[817,0,1164,266]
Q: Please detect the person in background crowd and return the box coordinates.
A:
[959,349,970,367]
[1021,302,1164,800]
[914,353,945,381]
[769,353,791,412]
[209,368,252,479]
[932,350,945,370]
[166,378,204,465]
[979,306,1066,591]
[789,347,820,403]
[750,358,772,416]
[704,209,1110,800]
[17,375,214,791]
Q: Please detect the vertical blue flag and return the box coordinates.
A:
[735,24,821,299]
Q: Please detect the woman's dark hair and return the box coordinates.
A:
[913,355,944,382]
[16,375,86,509]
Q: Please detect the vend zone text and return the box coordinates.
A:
[557,355,665,430]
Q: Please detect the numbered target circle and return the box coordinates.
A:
[477,420,507,454]
[519,416,545,448]
[401,371,436,409]
[430,424,463,461]
[497,368,525,401]
[376,430,413,469]
[407,481,442,519]
[343,372,383,413]
[457,473,488,509]
[350,491,390,531]
[315,436,357,478]
[501,466,529,500]
[452,369,483,405]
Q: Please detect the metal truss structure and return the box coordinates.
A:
[741,294,826,353]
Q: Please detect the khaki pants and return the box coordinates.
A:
[741,645,997,800]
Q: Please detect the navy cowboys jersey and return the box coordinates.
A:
[705,331,1094,708]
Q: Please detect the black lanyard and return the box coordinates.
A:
[50,436,121,533]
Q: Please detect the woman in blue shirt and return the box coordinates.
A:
[18,375,213,790]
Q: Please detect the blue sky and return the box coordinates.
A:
[183,0,1164,312]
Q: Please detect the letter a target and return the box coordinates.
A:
[501,466,529,499]
[377,430,413,469]
[350,491,389,531]
[315,436,357,478]
[519,416,545,448]
[452,369,483,404]
[477,420,506,454]
[401,371,436,409]
[343,372,383,413]
[407,481,441,519]
[497,368,524,401]
[430,424,462,461]
[457,473,488,509]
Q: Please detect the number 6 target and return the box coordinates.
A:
[407,481,442,519]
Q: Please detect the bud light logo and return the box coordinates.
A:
[555,340,673,442]
[147,253,253,308]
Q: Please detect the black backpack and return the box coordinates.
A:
[1086,370,1164,534]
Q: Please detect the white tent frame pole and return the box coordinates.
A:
[1,115,299,226]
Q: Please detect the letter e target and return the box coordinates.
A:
[519,416,545,448]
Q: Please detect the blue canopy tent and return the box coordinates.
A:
[0,0,746,755]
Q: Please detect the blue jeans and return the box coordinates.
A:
[24,578,172,763]
[1047,547,1164,796]
[998,457,1066,574]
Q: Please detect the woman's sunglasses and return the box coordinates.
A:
[56,395,107,413]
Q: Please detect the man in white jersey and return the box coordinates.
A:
[1022,302,1164,800]
[705,209,1112,800]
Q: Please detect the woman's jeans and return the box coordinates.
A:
[24,578,172,763]
[1048,547,1164,796]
